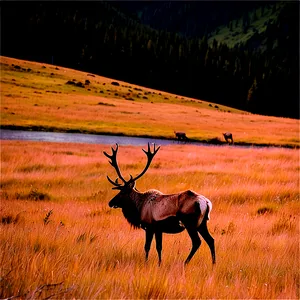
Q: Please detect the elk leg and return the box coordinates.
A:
[145,229,154,262]
[185,229,201,265]
[155,231,163,265]
[198,222,216,264]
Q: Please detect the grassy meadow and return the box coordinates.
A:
[1,140,299,299]
[1,55,299,298]
[1,56,299,148]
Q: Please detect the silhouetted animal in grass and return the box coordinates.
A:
[223,132,234,144]
[174,131,188,143]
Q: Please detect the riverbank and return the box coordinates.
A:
[1,125,298,149]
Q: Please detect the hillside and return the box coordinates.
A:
[207,2,286,49]
[114,1,264,39]
[0,56,299,148]
[1,1,298,119]
[121,2,291,50]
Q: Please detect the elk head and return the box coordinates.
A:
[103,143,160,209]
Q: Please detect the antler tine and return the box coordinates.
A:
[106,175,121,186]
[103,143,118,160]
[103,143,127,185]
[130,142,160,183]
[106,176,123,190]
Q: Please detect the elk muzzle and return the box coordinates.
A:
[109,199,119,208]
[108,192,123,208]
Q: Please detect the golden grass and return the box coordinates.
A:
[1,56,299,147]
[1,140,299,299]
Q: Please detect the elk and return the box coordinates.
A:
[103,143,215,265]
[223,132,234,144]
[174,131,188,143]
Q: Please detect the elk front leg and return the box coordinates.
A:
[145,229,154,262]
[155,231,163,265]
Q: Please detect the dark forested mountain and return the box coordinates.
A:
[113,1,265,39]
[1,1,299,118]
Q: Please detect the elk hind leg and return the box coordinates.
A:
[185,228,201,265]
[198,221,216,264]
[145,229,154,262]
[155,231,163,265]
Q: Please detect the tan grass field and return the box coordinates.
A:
[1,140,299,299]
[1,56,299,147]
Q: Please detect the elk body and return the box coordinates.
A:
[104,143,215,265]
[174,131,188,143]
[223,132,234,144]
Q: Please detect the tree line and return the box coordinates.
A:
[2,1,299,118]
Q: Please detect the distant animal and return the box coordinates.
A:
[104,143,215,265]
[174,131,188,143]
[223,132,234,144]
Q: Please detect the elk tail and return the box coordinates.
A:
[206,200,212,220]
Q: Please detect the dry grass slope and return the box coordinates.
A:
[1,141,299,299]
[1,55,299,147]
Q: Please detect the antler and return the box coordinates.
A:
[104,143,160,188]
[103,144,127,188]
[129,143,160,183]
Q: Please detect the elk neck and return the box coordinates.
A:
[121,188,162,229]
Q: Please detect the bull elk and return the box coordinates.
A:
[103,143,215,265]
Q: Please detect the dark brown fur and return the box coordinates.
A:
[174,131,188,143]
[223,132,234,144]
